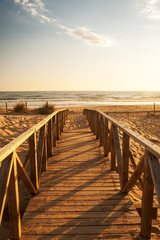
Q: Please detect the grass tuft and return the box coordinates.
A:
[14,102,27,113]
[38,102,55,114]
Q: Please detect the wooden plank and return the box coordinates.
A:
[23,151,30,169]
[141,150,154,238]
[112,124,122,185]
[42,125,48,172]
[37,125,45,178]
[29,132,38,191]
[8,151,21,240]
[52,116,56,147]
[57,112,60,140]
[0,154,13,224]
[148,153,160,207]
[95,112,99,139]
[48,119,53,157]
[129,150,143,189]
[122,133,129,190]
[104,119,108,156]
[122,155,144,193]
[16,152,37,195]
[100,115,105,148]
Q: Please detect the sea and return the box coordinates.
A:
[0,91,160,109]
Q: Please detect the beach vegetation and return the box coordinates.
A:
[13,102,27,113]
[38,101,55,114]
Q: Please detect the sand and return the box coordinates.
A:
[0,105,160,238]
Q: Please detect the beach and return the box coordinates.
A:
[0,104,160,239]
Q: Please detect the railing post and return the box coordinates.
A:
[100,115,104,148]
[57,113,60,140]
[29,131,38,191]
[110,125,115,170]
[54,115,57,146]
[99,114,102,146]
[42,125,48,172]
[8,151,21,240]
[48,118,53,157]
[52,116,56,147]
[92,111,95,134]
[121,133,130,189]
[95,112,99,139]
[141,150,154,238]
[104,118,109,156]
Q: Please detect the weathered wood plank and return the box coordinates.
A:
[8,152,21,239]
[122,155,144,193]
[129,150,143,189]
[112,124,122,184]
[29,132,38,191]
[16,152,37,195]
[148,153,160,207]
[141,150,154,238]
[122,133,129,190]
[0,154,13,225]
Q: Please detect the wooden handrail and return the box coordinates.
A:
[83,108,160,238]
[0,108,69,239]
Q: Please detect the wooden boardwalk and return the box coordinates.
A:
[21,112,141,240]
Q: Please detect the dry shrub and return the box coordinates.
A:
[14,102,26,113]
[38,102,55,114]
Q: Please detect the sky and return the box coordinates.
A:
[1,0,160,91]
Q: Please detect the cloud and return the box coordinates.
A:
[142,0,160,19]
[14,0,113,47]
[59,25,113,47]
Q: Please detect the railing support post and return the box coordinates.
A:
[48,119,53,157]
[104,119,109,156]
[8,152,21,240]
[57,113,60,140]
[122,133,129,190]
[141,150,154,238]
[42,125,48,172]
[29,132,38,191]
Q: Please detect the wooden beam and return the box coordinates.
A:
[129,150,143,189]
[122,155,144,193]
[148,154,160,207]
[122,133,129,190]
[95,112,99,139]
[141,150,154,238]
[29,132,38,191]
[23,151,30,169]
[104,119,109,156]
[37,126,45,179]
[0,154,13,225]
[48,119,53,157]
[16,152,37,195]
[42,125,48,172]
[100,115,105,148]
[112,124,122,186]
[52,116,56,147]
[8,151,21,240]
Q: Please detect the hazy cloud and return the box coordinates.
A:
[142,0,160,19]
[14,0,113,47]
[59,25,113,47]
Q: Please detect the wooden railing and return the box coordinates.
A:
[83,108,160,238]
[0,109,69,240]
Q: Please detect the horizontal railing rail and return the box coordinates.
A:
[0,108,69,240]
[83,108,160,238]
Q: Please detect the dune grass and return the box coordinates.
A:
[38,102,55,114]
